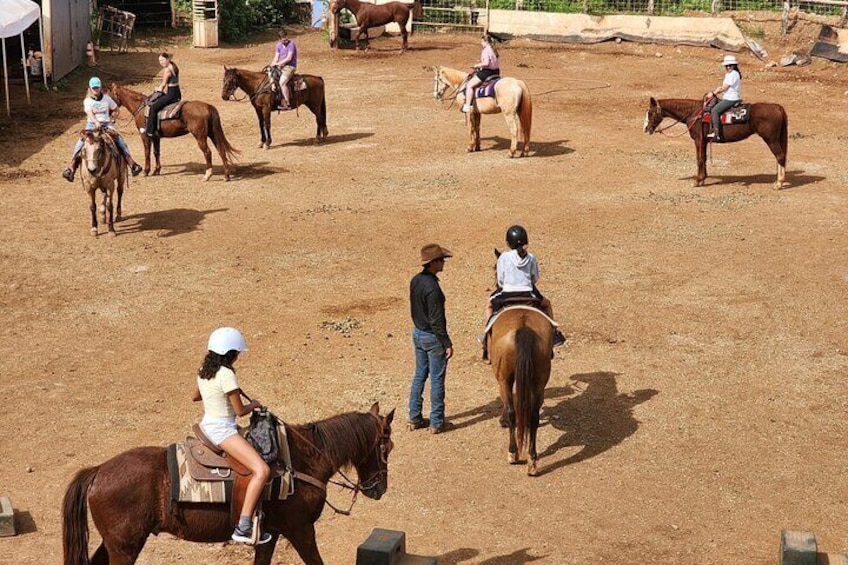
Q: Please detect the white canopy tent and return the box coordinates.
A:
[0,0,48,116]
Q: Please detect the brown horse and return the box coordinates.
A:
[109,83,239,181]
[330,0,422,51]
[644,97,789,189]
[433,66,532,158]
[62,403,395,565]
[490,308,553,476]
[221,66,328,149]
[79,128,127,237]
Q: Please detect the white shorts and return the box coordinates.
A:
[200,416,238,446]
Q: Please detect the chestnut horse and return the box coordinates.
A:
[330,0,422,51]
[433,66,532,158]
[221,66,328,149]
[79,128,127,237]
[109,84,239,181]
[62,403,395,565]
[644,97,789,189]
[490,308,553,476]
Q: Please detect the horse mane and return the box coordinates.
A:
[655,98,702,120]
[296,411,378,470]
[439,66,469,86]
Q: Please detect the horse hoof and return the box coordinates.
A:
[257,142,264,149]
[508,453,519,465]
[153,170,161,177]
[108,230,117,238]
[203,169,213,181]
[527,462,538,476]
[499,417,509,429]
[143,171,149,177]
[90,228,98,236]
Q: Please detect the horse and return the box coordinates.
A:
[221,66,328,149]
[330,0,422,52]
[490,307,553,476]
[432,66,532,158]
[62,403,395,565]
[109,84,239,182]
[644,97,789,189]
[78,128,127,237]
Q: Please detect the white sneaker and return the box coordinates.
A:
[461,104,473,113]
[231,527,272,545]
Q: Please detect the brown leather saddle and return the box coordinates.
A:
[143,100,187,121]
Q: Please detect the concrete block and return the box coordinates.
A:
[781,530,817,565]
[357,528,406,565]
[0,495,15,537]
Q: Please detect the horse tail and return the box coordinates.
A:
[513,326,536,457]
[518,81,532,154]
[780,106,788,163]
[62,465,99,565]
[208,105,240,165]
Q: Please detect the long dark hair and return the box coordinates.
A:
[727,63,742,79]
[160,52,179,77]
[198,350,238,380]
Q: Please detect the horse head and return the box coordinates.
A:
[221,66,238,101]
[644,97,663,134]
[355,402,395,500]
[432,66,449,101]
[330,0,347,14]
[81,128,106,176]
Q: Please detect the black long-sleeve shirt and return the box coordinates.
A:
[409,270,452,349]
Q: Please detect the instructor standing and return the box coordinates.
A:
[408,243,454,435]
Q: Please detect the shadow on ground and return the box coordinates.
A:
[120,207,227,237]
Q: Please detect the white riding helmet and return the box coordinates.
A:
[722,55,739,66]
[207,327,248,355]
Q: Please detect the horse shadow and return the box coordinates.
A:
[276,132,375,148]
[119,207,227,237]
[231,162,288,180]
[697,170,825,190]
[448,385,573,432]
[437,547,546,564]
[488,136,573,158]
[538,372,658,477]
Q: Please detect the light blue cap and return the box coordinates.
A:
[89,77,102,88]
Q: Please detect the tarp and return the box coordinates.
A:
[0,0,40,39]
[810,25,848,63]
[487,12,746,52]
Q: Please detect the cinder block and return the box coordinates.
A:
[781,530,817,565]
[357,528,406,565]
[0,495,15,537]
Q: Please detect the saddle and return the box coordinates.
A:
[702,100,750,124]
[474,76,501,100]
[268,67,308,109]
[143,92,186,121]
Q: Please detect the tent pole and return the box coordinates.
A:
[38,15,47,88]
[2,38,9,116]
[21,34,31,104]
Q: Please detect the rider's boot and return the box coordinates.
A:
[62,158,79,182]
[231,514,272,545]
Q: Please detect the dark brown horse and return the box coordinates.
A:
[490,308,553,476]
[109,84,239,181]
[644,97,789,189]
[330,0,422,51]
[222,67,328,149]
[63,403,394,565]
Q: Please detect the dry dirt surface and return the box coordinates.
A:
[1,25,848,565]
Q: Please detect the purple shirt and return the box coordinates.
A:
[275,40,297,68]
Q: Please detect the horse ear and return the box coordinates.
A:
[494,248,502,258]
[385,409,395,425]
[369,402,380,415]
[224,64,229,71]
[649,97,657,107]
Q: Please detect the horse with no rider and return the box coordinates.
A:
[222,66,328,149]
[330,0,422,52]
[644,96,788,188]
[63,403,394,564]
[109,83,239,181]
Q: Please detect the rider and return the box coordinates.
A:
[141,53,181,137]
[192,327,272,545]
[461,34,500,114]
[483,225,566,355]
[706,55,742,142]
[269,29,297,111]
[62,76,142,182]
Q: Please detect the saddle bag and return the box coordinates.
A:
[247,409,281,465]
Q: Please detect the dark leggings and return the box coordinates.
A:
[710,98,737,134]
[145,87,181,135]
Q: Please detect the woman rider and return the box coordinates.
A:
[141,52,181,137]
[707,55,742,142]
[462,34,500,114]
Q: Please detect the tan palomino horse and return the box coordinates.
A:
[490,307,553,476]
[432,66,532,157]
[79,129,127,237]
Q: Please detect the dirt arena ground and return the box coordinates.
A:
[1,22,848,564]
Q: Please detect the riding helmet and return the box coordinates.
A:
[505,225,528,249]
[207,327,248,355]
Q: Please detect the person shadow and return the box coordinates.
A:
[538,372,658,476]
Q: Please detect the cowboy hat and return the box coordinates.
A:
[722,55,739,66]
[420,243,453,265]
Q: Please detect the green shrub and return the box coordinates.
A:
[219,0,298,43]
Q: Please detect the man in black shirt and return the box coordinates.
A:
[408,243,454,434]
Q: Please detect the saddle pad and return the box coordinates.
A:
[483,304,559,335]
[167,443,293,504]
[143,101,186,121]
[475,78,500,100]
[721,104,750,124]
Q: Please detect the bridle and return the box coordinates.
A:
[222,72,249,102]
[648,101,703,138]
[81,131,111,178]
[433,71,469,111]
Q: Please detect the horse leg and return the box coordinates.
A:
[106,187,116,237]
[505,112,520,158]
[400,28,408,52]
[252,533,279,565]
[152,137,162,176]
[467,112,480,153]
[694,127,707,186]
[195,135,214,181]
[285,523,325,565]
[91,543,110,564]
[116,169,124,223]
[526,397,542,476]
[89,188,98,236]
[765,136,787,189]
[253,104,266,149]
[263,104,273,149]
[498,379,519,464]
[141,135,151,176]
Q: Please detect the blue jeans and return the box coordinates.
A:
[72,123,132,159]
[409,328,447,429]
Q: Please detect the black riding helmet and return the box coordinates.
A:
[506,225,528,249]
